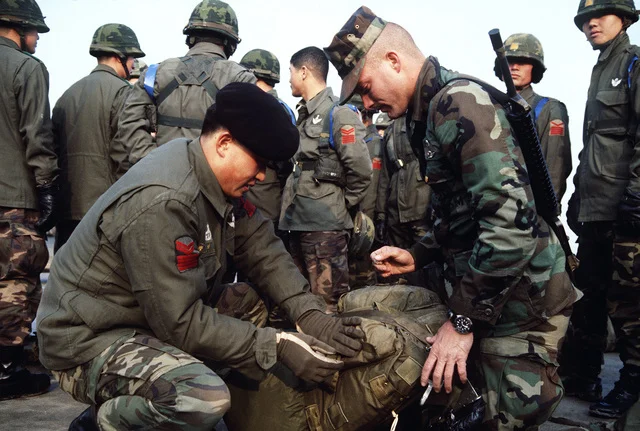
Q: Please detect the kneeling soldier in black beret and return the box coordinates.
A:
[37,83,364,431]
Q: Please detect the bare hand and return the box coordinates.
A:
[370,246,416,277]
[421,321,473,393]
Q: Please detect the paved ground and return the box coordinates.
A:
[0,238,622,430]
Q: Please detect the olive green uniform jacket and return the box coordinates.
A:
[113,42,256,172]
[359,124,383,220]
[375,118,431,226]
[519,85,572,204]
[573,32,640,222]
[279,87,372,231]
[37,139,325,380]
[408,58,579,338]
[0,36,58,209]
[52,65,131,221]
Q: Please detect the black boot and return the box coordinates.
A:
[562,375,603,402]
[589,366,640,419]
[0,345,50,400]
[68,406,99,431]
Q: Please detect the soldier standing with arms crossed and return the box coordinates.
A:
[562,0,640,419]
[0,0,58,400]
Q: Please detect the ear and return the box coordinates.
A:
[215,131,234,158]
[301,65,308,80]
[386,51,401,73]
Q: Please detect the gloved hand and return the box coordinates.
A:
[296,310,365,357]
[375,220,386,243]
[617,189,640,237]
[35,180,60,235]
[566,192,582,237]
[276,332,343,383]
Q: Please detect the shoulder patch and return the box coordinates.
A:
[341,126,356,144]
[175,236,199,272]
[549,120,565,136]
[372,157,383,170]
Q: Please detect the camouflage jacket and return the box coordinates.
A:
[113,42,256,172]
[573,32,640,222]
[279,87,372,231]
[375,118,431,224]
[0,36,57,209]
[408,58,578,337]
[37,139,324,375]
[519,85,572,206]
[244,88,294,226]
[52,64,131,221]
[359,123,383,220]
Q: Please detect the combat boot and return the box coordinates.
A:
[0,345,50,400]
[68,406,99,431]
[562,375,603,402]
[589,366,640,419]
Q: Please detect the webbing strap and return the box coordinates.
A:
[278,100,296,125]
[143,63,159,101]
[533,97,549,122]
[628,55,638,89]
[156,114,203,130]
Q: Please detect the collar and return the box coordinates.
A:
[302,87,334,116]
[0,36,20,51]
[597,31,630,63]
[91,64,125,79]
[519,84,535,100]
[188,138,232,219]
[268,88,279,99]
[410,57,445,123]
[186,41,227,59]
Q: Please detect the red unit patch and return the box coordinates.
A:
[341,126,356,144]
[241,197,256,218]
[549,120,565,136]
[372,157,382,170]
[175,236,199,272]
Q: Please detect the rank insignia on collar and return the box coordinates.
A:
[175,236,199,272]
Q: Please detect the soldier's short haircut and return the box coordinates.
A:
[368,23,422,67]
[290,47,329,82]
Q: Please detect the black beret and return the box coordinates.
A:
[215,82,299,161]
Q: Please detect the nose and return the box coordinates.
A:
[362,94,375,110]
[255,165,266,182]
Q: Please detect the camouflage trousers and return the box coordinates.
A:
[0,207,48,346]
[348,253,377,289]
[476,307,571,430]
[53,282,267,430]
[289,230,349,313]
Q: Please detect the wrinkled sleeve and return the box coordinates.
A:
[16,61,58,184]
[432,84,537,324]
[332,107,372,209]
[109,85,133,179]
[120,197,277,380]
[233,202,325,322]
[538,100,572,204]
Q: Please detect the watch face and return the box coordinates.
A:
[453,315,473,334]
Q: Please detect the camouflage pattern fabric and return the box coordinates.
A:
[0,207,47,346]
[214,282,268,329]
[348,255,376,289]
[183,0,240,42]
[0,0,49,32]
[89,23,145,59]
[611,235,640,368]
[239,48,280,83]
[477,307,571,430]
[574,0,638,29]
[289,230,349,313]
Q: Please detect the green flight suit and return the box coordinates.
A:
[113,42,256,171]
[52,64,132,250]
[408,57,580,430]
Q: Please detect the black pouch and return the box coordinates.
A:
[313,156,346,186]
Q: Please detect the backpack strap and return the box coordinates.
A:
[278,99,296,125]
[628,54,639,89]
[533,97,549,123]
[319,102,359,153]
[143,63,159,101]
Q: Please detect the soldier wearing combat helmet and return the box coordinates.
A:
[0,0,58,400]
[51,24,145,252]
[113,0,256,173]
[128,58,147,84]
[561,0,640,420]
[494,33,572,206]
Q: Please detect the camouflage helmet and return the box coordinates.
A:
[89,24,145,59]
[349,211,375,258]
[575,0,638,29]
[494,33,546,84]
[374,113,392,129]
[129,59,148,78]
[240,49,280,83]
[0,0,49,33]
[183,0,240,44]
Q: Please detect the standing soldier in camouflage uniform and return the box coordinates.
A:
[37,84,364,430]
[52,24,145,253]
[0,0,57,400]
[325,7,581,429]
[112,0,256,170]
[495,33,572,205]
[279,47,372,312]
[240,49,295,234]
[561,0,640,419]
[128,58,147,85]
[346,94,382,288]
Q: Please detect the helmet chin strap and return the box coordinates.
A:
[119,56,131,80]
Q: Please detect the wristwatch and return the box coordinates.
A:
[448,310,473,335]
